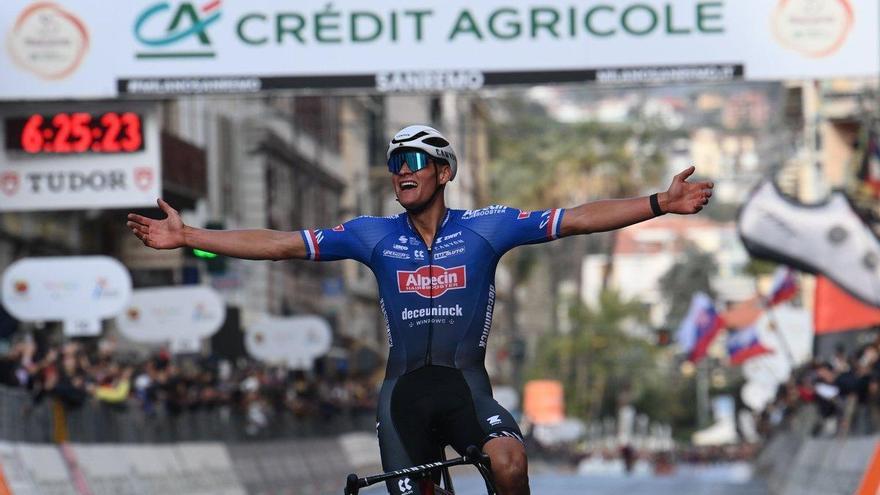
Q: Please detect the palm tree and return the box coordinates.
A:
[487,93,669,339]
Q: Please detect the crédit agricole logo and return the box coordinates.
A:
[134,1,222,59]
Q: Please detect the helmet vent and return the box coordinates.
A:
[423,137,449,147]
[391,131,430,144]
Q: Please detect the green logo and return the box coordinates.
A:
[134,1,222,59]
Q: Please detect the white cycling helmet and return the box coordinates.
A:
[387,125,458,181]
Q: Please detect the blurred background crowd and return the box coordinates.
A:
[0,335,377,440]
[761,338,880,439]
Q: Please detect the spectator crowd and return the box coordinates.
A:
[756,335,880,438]
[0,333,378,440]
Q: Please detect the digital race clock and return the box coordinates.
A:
[4,111,144,154]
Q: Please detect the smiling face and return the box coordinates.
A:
[391,159,451,211]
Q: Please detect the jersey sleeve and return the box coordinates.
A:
[463,205,565,255]
[299,216,386,264]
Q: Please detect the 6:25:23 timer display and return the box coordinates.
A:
[4,111,144,154]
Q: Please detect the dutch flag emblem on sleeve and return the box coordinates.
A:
[546,209,562,240]
[301,230,321,260]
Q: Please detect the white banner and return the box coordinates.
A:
[63,317,102,337]
[116,286,226,345]
[0,0,876,99]
[739,305,814,410]
[246,316,332,369]
[0,102,161,212]
[1,256,132,322]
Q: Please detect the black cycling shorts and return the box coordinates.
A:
[375,365,522,495]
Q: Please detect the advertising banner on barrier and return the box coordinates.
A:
[1,256,132,335]
[246,316,332,369]
[0,102,161,211]
[116,286,226,350]
[1,0,877,99]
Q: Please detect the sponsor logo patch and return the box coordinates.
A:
[134,167,154,191]
[479,284,496,348]
[401,304,463,320]
[0,171,20,196]
[382,249,409,260]
[397,265,466,298]
[539,210,553,229]
[434,247,465,260]
[435,239,464,250]
[461,205,507,220]
[440,231,462,242]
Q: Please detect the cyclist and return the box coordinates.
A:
[127,124,713,495]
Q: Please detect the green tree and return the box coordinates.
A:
[528,290,655,421]
[527,290,700,436]
[488,96,668,209]
[634,365,698,441]
[487,95,672,389]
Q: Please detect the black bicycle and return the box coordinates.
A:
[344,445,497,494]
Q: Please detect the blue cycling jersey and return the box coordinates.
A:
[299,205,565,379]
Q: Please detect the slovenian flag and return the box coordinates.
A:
[677,292,726,363]
[726,326,772,365]
[767,267,797,306]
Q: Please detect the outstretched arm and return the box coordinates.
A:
[127,199,306,260]
[560,166,713,236]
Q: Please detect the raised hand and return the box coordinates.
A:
[663,166,713,214]
[127,198,186,249]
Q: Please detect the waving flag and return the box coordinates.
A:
[726,325,772,365]
[814,276,880,334]
[677,292,725,363]
[767,267,797,306]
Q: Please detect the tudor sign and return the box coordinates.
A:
[0,102,160,212]
[397,265,466,298]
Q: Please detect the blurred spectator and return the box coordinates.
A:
[752,333,880,440]
[0,337,379,432]
[0,340,35,387]
[93,362,133,407]
[46,343,90,410]
[830,344,849,373]
[0,331,383,444]
[812,362,840,435]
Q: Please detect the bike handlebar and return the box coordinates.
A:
[344,446,492,495]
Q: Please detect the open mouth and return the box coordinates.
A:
[400,180,418,191]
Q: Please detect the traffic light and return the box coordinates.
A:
[188,221,227,275]
[192,248,218,260]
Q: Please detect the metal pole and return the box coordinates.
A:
[753,278,796,366]
[696,360,710,429]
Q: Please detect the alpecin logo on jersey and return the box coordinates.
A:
[397,265,466,298]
